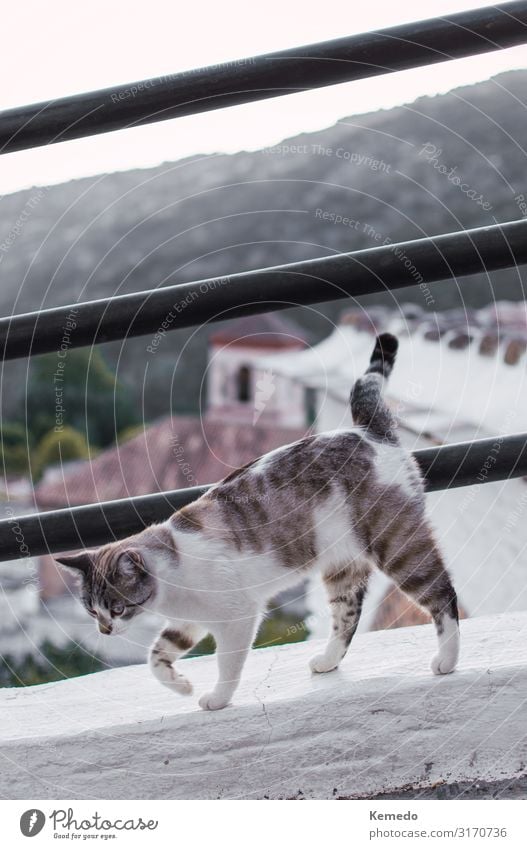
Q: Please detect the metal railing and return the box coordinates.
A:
[1,219,526,361]
[1,1,527,561]
[1,2,527,153]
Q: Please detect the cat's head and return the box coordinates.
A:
[56,544,156,635]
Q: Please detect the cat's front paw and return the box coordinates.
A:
[430,652,457,675]
[309,654,338,674]
[199,691,230,711]
[168,673,193,695]
[154,667,193,695]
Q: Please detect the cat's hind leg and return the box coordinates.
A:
[310,565,369,674]
[430,597,459,675]
[149,622,205,695]
[379,532,460,675]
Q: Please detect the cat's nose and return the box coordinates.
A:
[98,620,113,635]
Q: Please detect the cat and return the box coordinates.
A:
[57,333,460,711]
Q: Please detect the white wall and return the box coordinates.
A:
[208,343,306,427]
[1,612,525,799]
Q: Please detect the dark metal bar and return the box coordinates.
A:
[1,434,526,562]
[416,431,527,491]
[1,2,527,154]
[2,219,527,361]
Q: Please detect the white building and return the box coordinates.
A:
[207,313,309,428]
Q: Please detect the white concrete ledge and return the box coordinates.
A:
[1,612,526,799]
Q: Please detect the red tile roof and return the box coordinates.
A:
[210,313,310,348]
[35,415,307,509]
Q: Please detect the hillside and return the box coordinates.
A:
[1,69,526,421]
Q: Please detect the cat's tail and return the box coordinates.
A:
[350,333,399,442]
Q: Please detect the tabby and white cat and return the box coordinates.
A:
[57,333,459,710]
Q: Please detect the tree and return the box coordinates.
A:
[24,348,138,448]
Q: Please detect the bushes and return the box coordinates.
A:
[117,424,145,444]
[0,422,31,474]
[0,422,91,480]
[32,426,90,478]
[0,641,105,687]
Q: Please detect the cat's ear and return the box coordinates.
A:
[55,550,95,575]
[117,548,146,577]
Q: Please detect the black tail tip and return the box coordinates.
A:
[376,332,398,360]
[369,333,398,374]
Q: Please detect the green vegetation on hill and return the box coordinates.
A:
[1,349,138,478]
[24,348,138,447]
[0,641,105,687]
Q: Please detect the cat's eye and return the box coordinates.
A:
[111,601,125,616]
[87,608,96,617]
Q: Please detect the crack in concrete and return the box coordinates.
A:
[253,651,280,750]
[233,649,280,793]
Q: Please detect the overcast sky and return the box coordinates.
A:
[1,0,526,195]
